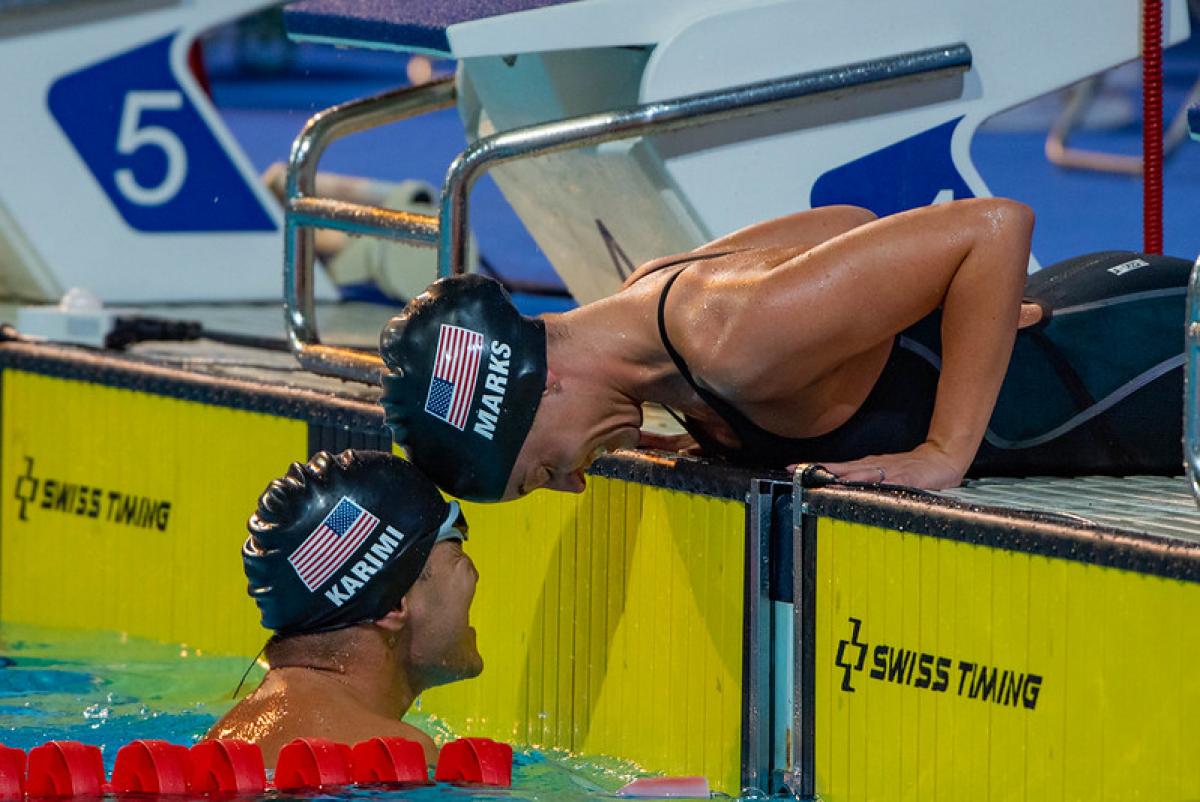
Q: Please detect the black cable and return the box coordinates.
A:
[197,328,292,352]
[232,640,269,699]
[101,315,376,359]
[106,316,201,349]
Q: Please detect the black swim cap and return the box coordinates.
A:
[242,450,464,636]
[379,275,547,502]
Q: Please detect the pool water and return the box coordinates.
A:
[0,624,732,800]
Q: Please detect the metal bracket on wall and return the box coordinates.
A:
[1186,258,1200,506]
[783,469,820,800]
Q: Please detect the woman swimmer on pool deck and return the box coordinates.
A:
[378,198,1190,502]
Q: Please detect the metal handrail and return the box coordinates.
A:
[285,44,972,384]
[283,78,455,380]
[438,43,972,277]
[1186,258,1200,504]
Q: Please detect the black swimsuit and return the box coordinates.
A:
[654,262,939,467]
[651,249,1188,476]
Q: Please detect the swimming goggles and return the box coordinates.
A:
[434,500,469,544]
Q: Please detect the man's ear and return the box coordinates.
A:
[374,600,409,632]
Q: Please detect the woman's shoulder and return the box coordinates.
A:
[662,250,835,401]
[621,245,766,290]
[621,250,701,290]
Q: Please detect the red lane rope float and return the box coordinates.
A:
[111,741,188,795]
[273,738,354,791]
[187,739,266,794]
[350,737,429,785]
[434,738,513,787]
[111,741,191,795]
[0,745,25,801]
[26,742,106,797]
[4,735,513,797]
[1143,0,1164,254]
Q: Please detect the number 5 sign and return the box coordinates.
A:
[48,36,274,233]
[114,90,188,207]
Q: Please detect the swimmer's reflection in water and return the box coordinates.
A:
[204,450,480,767]
[379,198,1188,502]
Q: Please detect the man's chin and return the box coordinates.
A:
[466,657,484,680]
[420,653,484,689]
[447,640,485,682]
[462,648,484,680]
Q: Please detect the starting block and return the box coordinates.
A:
[0,0,335,303]
[282,0,1187,305]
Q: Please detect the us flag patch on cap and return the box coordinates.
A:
[289,496,379,591]
[424,324,484,430]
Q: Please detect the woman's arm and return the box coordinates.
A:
[696,205,877,252]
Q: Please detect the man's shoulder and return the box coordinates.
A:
[356,716,438,764]
[204,692,438,768]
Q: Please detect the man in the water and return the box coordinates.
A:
[205,450,481,765]
[377,198,1188,501]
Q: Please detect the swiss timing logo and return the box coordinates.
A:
[11,455,172,531]
[834,616,1044,710]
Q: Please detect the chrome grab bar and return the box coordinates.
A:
[1186,257,1200,504]
[438,43,971,278]
[285,44,972,384]
[284,78,456,381]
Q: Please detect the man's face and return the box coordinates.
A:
[401,539,483,688]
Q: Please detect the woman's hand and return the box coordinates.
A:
[796,441,970,490]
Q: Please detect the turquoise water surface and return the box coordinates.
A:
[0,624,728,800]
